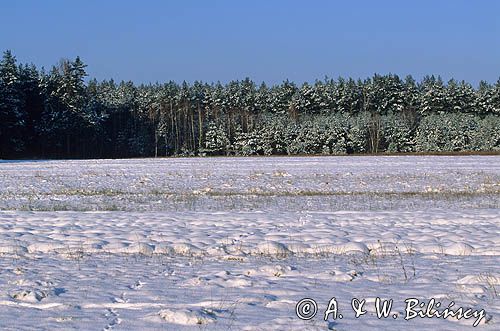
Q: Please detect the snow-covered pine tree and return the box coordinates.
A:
[203,121,230,155]
[38,57,90,156]
[0,50,26,156]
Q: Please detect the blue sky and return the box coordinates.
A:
[1,0,499,85]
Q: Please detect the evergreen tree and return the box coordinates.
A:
[0,50,26,156]
[38,58,89,156]
[18,64,44,156]
[203,121,229,155]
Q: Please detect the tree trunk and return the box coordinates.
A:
[198,103,203,151]
[155,132,158,157]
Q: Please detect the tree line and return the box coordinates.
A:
[0,50,499,159]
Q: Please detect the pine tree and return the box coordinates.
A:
[38,57,89,157]
[203,121,229,155]
[18,63,44,156]
[0,50,26,156]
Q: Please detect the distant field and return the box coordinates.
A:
[0,156,498,330]
[0,156,499,211]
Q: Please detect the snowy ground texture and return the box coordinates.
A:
[0,156,498,330]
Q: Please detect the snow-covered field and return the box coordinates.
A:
[0,156,498,330]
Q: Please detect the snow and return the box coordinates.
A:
[0,155,498,330]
